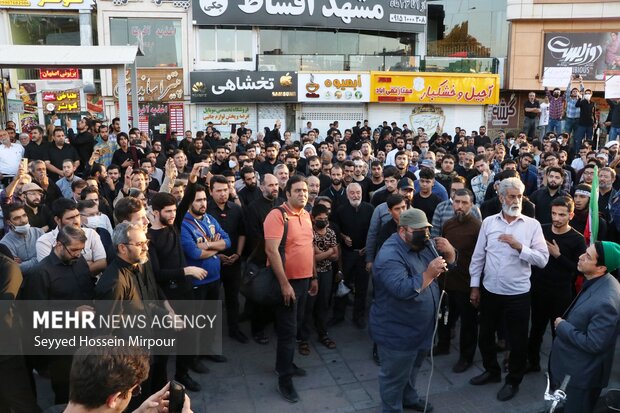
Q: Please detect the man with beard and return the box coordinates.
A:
[256,143,281,176]
[435,154,458,194]
[207,175,247,344]
[26,225,94,404]
[516,153,538,196]
[210,146,230,175]
[92,124,117,168]
[66,117,95,176]
[305,175,321,211]
[243,174,282,344]
[431,176,482,238]
[375,194,409,251]
[527,196,586,374]
[480,170,536,220]
[352,159,372,201]
[529,166,568,225]
[237,166,261,206]
[180,184,231,357]
[548,240,620,413]
[331,183,374,329]
[385,136,406,166]
[434,189,482,373]
[20,182,53,231]
[148,192,208,392]
[366,177,415,273]
[320,164,347,211]
[469,177,549,402]
[274,164,290,199]
[23,125,49,163]
[46,127,80,182]
[29,160,62,207]
[36,198,107,275]
[370,208,456,413]
[370,167,400,207]
[598,167,616,222]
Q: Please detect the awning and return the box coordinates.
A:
[0,45,139,69]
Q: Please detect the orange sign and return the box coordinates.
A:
[370,72,500,105]
[112,68,183,102]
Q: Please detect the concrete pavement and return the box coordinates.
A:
[36,314,620,413]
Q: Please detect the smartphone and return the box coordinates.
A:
[21,158,28,170]
[168,380,185,413]
[230,123,237,133]
[201,166,210,177]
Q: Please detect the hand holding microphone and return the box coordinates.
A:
[428,256,448,278]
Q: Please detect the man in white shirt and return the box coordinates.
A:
[468,177,549,402]
[0,129,25,186]
[36,198,106,275]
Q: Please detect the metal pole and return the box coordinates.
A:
[117,65,129,132]
[130,62,139,128]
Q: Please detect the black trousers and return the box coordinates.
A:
[528,282,572,367]
[275,278,309,383]
[221,261,242,333]
[437,290,479,363]
[298,269,333,341]
[478,286,530,385]
[193,280,221,354]
[0,356,41,413]
[333,249,369,322]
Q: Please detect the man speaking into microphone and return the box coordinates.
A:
[369,208,456,413]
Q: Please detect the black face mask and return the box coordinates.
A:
[314,220,328,229]
[408,230,429,251]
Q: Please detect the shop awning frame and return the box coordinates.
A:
[0,45,142,131]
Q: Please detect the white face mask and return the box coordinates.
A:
[12,223,30,234]
[84,215,102,229]
[509,139,515,146]
[228,160,237,169]
[584,94,592,100]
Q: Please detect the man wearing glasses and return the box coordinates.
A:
[26,225,95,405]
[96,222,178,402]
[36,198,107,276]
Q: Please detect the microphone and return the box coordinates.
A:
[426,238,440,258]
[426,238,449,325]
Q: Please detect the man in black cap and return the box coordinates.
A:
[549,241,620,413]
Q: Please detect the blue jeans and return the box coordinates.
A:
[564,117,579,137]
[377,346,427,413]
[574,125,593,152]
[609,126,620,141]
[523,117,537,139]
[547,119,561,134]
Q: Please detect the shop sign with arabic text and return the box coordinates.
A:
[190,71,297,103]
[39,68,80,80]
[543,32,620,81]
[298,72,370,103]
[370,72,499,105]
[112,69,183,102]
[0,0,92,9]
[193,0,426,33]
[42,90,80,113]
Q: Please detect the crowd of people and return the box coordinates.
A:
[0,111,619,413]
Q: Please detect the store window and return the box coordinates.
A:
[110,18,182,68]
[260,28,412,56]
[427,0,508,57]
[197,26,254,65]
[10,13,80,45]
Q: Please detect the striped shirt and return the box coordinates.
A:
[545,90,564,120]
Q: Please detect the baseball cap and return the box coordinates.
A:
[399,208,432,229]
[397,177,414,190]
[420,159,435,169]
[20,183,44,193]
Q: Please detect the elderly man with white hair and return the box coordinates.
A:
[331,182,375,329]
[468,177,549,402]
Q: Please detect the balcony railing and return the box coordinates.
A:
[257,54,498,74]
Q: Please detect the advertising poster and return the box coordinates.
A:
[298,72,370,103]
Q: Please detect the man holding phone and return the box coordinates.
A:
[63,344,193,413]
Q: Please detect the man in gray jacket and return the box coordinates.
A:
[550,240,620,413]
[0,203,43,278]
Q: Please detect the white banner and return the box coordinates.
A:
[542,67,573,88]
[298,72,370,103]
[605,71,620,99]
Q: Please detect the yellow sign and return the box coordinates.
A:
[0,0,92,9]
[370,72,500,105]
